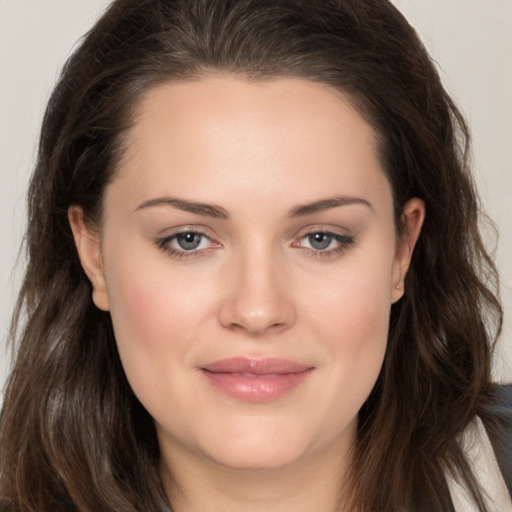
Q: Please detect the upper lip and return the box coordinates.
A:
[201,357,313,375]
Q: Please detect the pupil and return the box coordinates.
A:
[177,233,202,250]
[309,233,332,250]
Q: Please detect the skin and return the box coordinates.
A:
[69,76,424,512]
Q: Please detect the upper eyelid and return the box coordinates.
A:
[293,224,352,239]
[300,228,348,235]
[156,224,214,236]
[156,226,224,249]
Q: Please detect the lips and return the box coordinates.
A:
[200,357,314,402]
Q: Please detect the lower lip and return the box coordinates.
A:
[201,369,314,402]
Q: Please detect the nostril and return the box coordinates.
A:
[219,299,296,336]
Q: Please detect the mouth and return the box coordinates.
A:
[200,357,315,402]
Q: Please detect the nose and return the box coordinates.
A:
[218,248,296,336]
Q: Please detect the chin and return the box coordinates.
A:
[195,417,337,471]
[207,442,309,471]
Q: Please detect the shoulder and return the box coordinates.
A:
[482,383,512,496]
[448,389,512,512]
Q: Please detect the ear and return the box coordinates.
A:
[68,205,109,311]
[391,198,425,303]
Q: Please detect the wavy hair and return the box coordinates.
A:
[0,1,502,510]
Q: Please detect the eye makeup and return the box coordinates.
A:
[294,231,355,259]
[155,228,220,261]
[154,226,355,262]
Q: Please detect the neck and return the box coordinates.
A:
[159,436,354,512]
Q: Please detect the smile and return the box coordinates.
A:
[200,357,315,402]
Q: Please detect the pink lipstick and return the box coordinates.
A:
[200,357,314,402]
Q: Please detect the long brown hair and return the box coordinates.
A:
[0,1,502,510]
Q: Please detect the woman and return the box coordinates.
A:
[0,1,510,511]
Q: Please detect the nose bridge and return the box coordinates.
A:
[219,239,295,335]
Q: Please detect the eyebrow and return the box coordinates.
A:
[289,196,373,217]
[134,195,372,219]
[135,197,229,219]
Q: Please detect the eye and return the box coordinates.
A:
[295,231,354,255]
[304,232,336,251]
[156,229,218,259]
[173,232,209,251]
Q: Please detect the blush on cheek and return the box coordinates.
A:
[106,271,172,375]
[314,272,391,345]
[311,272,391,405]
[108,258,187,343]
[112,283,162,344]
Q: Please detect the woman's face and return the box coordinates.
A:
[71,76,423,472]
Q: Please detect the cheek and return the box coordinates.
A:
[299,250,393,425]
[305,248,393,353]
[108,269,180,351]
[105,241,218,344]
[102,246,218,407]
[318,284,389,379]
[107,269,179,405]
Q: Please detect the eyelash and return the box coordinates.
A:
[155,229,216,260]
[294,231,355,259]
[155,229,354,261]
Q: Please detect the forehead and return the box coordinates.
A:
[110,75,391,213]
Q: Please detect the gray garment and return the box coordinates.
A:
[483,384,512,498]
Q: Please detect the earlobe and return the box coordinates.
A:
[391,198,425,303]
[68,206,110,311]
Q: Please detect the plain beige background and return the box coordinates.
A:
[1,0,511,393]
